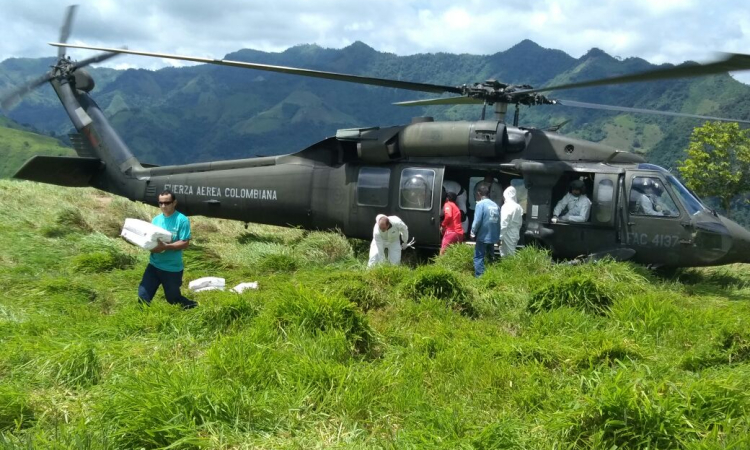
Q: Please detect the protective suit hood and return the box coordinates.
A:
[503,186,517,203]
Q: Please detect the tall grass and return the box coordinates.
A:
[2,179,750,448]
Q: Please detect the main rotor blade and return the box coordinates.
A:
[555,99,750,124]
[0,73,54,111]
[394,96,483,106]
[521,53,750,94]
[49,43,464,95]
[58,5,78,59]
[72,50,121,70]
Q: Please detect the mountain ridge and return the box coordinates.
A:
[1,39,748,168]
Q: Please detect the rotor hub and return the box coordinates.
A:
[460,80,554,106]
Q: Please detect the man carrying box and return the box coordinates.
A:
[137,190,197,309]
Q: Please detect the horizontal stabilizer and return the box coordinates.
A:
[14,155,103,187]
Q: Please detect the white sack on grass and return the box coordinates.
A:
[231,282,259,294]
[189,277,225,292]
[121,218,172,250]
[193,286,225,293]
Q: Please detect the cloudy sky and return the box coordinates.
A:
[1,0,748,83]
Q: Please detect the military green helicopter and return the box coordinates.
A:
[5,5,750,267]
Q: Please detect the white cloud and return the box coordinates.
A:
[0,0,747,85]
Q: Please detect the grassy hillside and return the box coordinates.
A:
[1,180,750,448]
[0,121,74,178]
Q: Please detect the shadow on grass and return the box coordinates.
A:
[668,268,750,301]
[236,232,285,245]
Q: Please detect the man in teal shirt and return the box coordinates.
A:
[137,190,197,309]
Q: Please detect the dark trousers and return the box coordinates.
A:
[474,242,495,277]
[138,264,197,309]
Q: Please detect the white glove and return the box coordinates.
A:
[402,237,416,250]
[551,217,558,224]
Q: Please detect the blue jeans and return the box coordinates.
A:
[474,242,495,277]
[138,264,197,309]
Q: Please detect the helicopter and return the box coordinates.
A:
[4,5,750,268]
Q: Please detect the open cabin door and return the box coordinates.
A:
[348,164,443,247]
[395,165,444,247]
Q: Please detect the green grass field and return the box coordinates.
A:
[0,124,74,178]
[1,179,750,449]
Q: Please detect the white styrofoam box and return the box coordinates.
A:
[121,218,172,250]
[189,277,226,292]
[231,282,259,294]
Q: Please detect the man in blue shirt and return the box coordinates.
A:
[137,190,197,309]
[470,184,501,277]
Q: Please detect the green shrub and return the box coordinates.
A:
[433,243,475,274]
[528,275,614,315]
[471,420,524,450]
[99,364,263,449]
[367,264,410,287]
[72,250,135,273]
[576,340,642,368]
[207,332,280,388]
[0,386,35,432]
[268,286,376,355]
[682,327,750,371]
[401,266,475,317]
[295,231,354,265]
[183,244,227,271]
[257,252,299,273]
[53,343,102,388]
[40,277,97,302]
[561,373,750,448]
[194,293,261,333]
[42,207,92,237]
[326,272,388,311]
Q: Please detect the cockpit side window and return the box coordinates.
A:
[667,175,705,216]
[399,168,435,211]
[629,176,679,217]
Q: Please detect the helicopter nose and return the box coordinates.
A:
[720,217,750,264]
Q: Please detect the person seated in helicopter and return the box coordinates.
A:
[632,178,678,217]
[552,179,591,223]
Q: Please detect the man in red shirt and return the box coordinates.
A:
[440,191,464,255]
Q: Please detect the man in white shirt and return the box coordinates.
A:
[552,179,591,223]
[368,214,410,267]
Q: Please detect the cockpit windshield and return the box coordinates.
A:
[667,175,706,216]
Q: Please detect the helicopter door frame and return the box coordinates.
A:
[624,170,692,266]
[395,164,444,248]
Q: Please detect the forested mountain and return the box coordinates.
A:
[1,40,749,170]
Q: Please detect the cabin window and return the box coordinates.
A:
[399,168,435,211]
[593,178,614,223]
[629,176,679,217]
[357,167,390,207]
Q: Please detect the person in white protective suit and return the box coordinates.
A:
[500,186,524,257]
[368,214,410,268]
[442,180,468,232]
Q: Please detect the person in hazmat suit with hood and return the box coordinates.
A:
[500,186,524,257]
[368,214,410,268]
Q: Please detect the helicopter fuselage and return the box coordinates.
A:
[12,61,750,268]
